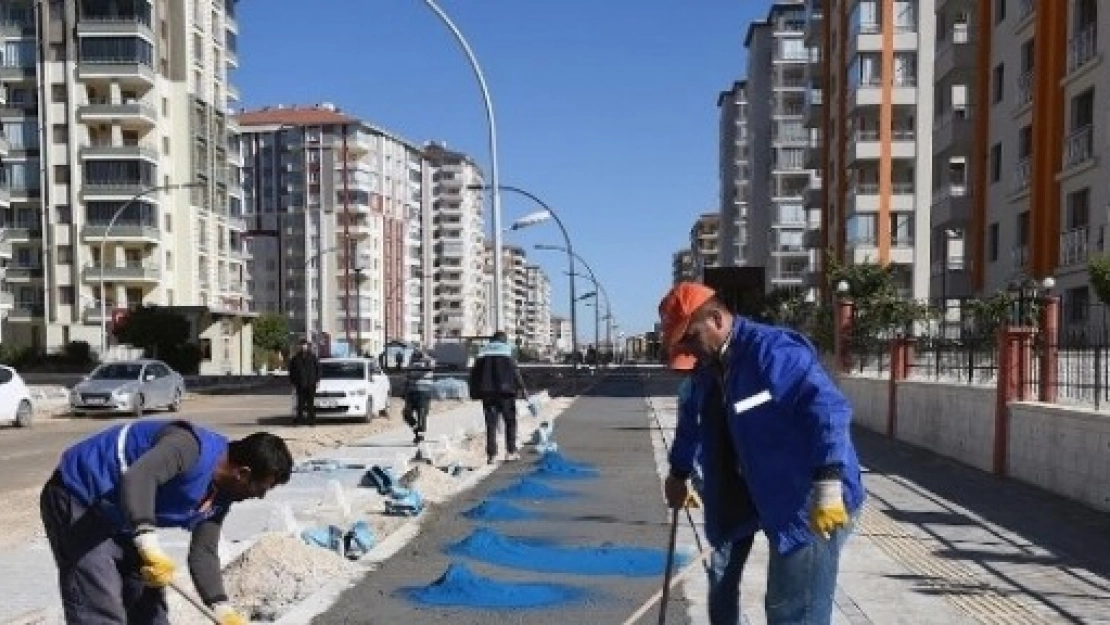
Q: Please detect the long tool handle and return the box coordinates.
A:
[656,507,681,625]
[169,579,222,624]
[622,546,713,625]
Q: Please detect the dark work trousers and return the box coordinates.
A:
[294,385,317,425]
[403,392,431,435]
[482,397,518,458]
[40,473,169,625]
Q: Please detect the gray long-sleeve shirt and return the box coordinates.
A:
[118,424,228,605]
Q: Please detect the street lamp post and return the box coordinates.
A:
[569,270,613,363]
[578,291,599,360]
[420,0,504,331]
[353,266,365,355]
[539,244,612,362]
[99,182,199,357]
[476,184,579,366]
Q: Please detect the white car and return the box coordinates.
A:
[294,358,391,422]
[0,365,33,428]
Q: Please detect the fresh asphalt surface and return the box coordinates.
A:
[314,372,692,625]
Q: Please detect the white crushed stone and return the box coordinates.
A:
[0,487,47,549]
[221,532,356,622]
[399,465,459,503]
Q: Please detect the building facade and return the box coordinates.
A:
[814,0,936,300]
[520,263,552,355]
[690,212,721,277]
[1,0,252,373]
[672,248,695,284]
[549,314,571,354]
[718,81,750,267]
[237,104,432,358]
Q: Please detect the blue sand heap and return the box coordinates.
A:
[492,477,573,500]
[533,451,598,480]
[448,527,681,577]
[405,562,582,608]
[462,500,537,522]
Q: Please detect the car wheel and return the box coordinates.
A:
[15,400,32,428]
[134,394,145,418]
[169,390,183,412]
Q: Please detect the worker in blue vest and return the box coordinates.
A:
[660,281,864,624]
[40,420,293,625]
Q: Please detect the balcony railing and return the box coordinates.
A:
[1012,245,1029,270]
[1060,228,1089,266]
[1063,125,1094,169]
[1013,157,1032,195]
[1018,0,1036,24]
[83,262,161,282]
[1017,70,1035,107]
[1068,24,1098,74]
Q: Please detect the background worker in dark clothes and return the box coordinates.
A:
[289,338,321,426]
[660,282,864,624]
[40,420,293,625]
[468,330,527,464]
[403,357,436,444]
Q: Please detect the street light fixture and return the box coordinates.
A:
[99,181,200,358]
[567,270,613,362]
[473,184,579,366]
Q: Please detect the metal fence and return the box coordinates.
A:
[906,336,998,387]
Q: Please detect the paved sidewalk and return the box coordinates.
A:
[644,374,1110,625]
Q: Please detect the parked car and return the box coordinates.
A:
[0,366,33,428]
[70,359,185,417]
[294,358,391,422]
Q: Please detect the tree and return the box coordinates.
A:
[825,255,933,351]
[254,313,288,354]
[113,306,201,374]
[1089,255,1110,307]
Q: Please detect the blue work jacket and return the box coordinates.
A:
[669,316,865,554]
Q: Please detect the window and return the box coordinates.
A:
[79,36,154,67]
[1066,287,1090,323]
[990,143,1003,182]
[1017,211,1030,246]
[56,205,71,223]
[60,286,74,305]
[49,43,65,61]
[1020,39,1035,73]
[1066,188,1090,229]
[52,124,67,143]
[993,64,1005,103]
[1018,125,1033,158]
[54,165,69,184]
[996,0,1007,24]
[893,53,917,86]
[1072,89,1094,130]
[57,246,73,264]
[989,223,1000,261]
[891,213,914,246]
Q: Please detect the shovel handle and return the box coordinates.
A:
[169,579,222,624]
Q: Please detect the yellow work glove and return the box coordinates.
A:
[213,603,249,625]
[685,490,702,509]
[133,531,177,588]
[809,479,849,539]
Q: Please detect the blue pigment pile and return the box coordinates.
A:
[533,451,599,480]
[463,500,536,522]
[492,477,573,500]
[405,562,582,608]
[448,527,680,577]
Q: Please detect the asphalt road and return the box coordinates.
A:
[313,372,691,625]
[0,386,303,495]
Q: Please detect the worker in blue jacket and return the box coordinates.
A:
[40,420,293,625]
[660,281,864,624]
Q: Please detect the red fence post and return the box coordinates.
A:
[887,336,913,438]
[994,328,1016,477]
[835,298,854,375]
[1039,295,1060,403]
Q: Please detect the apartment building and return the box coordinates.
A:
[549,314,571,354]
[964,0,1104,337]
[690,212,721,277]
[520,263,552,355]
[672,249,695,284]
[0,32,13,335]
[237,104,432,358]
[746,2,819,292]
[718,80,750,267]
[815,0,936,300]
[423,142,487,340]
[0,0,252,373]
[485,242,525,341]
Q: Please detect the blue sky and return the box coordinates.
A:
[236,0,768,338]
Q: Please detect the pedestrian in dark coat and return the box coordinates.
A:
[288,338,322,426]
[468,331,526,464]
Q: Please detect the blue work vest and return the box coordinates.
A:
[57,420,229,531]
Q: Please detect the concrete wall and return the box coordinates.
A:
[895,381,996,473]
[1008,403,1110,513]
[838,372,1110,514]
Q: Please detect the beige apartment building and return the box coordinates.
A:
[812,0,936,301]
[237,104,433,358]
[0,0,252,373]
[690,212,721,278]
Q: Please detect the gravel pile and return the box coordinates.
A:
[400,465,460,503]
[222,532,356,621]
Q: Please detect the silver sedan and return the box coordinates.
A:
[70,359,186,417]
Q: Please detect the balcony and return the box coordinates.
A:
[1012,157,1031,197]
[847,238,880,264]
[7,304,44,321]
[81,223,161,244]
[1067,24,1098,76]
[82,182,151,199]
[0,19,34,38]
[80,141,159,162]
[76,15,155,39]
[935,29,974,80]
[0,232,11,259]
[804,89,823,127]
[83,262,161,283]
[803,228,823,249]
[227,83,240,102]
[933,107,972,155]
[804,177,823,208]
[1016,70,1034,111]
[1016,0,1036,29]
[76,59,156,87]
[4,221,43,241]
[76,99,157,126]
[5,264,44,281]
[1062,125,1095,171]
[0,292,12,309]
[0,64,35,82]
[0,181,9,206]
[1060,228,1090,267]
[0,132,8,156]
[931,183,971,226]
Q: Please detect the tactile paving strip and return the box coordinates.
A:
[856,503,1053,624]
